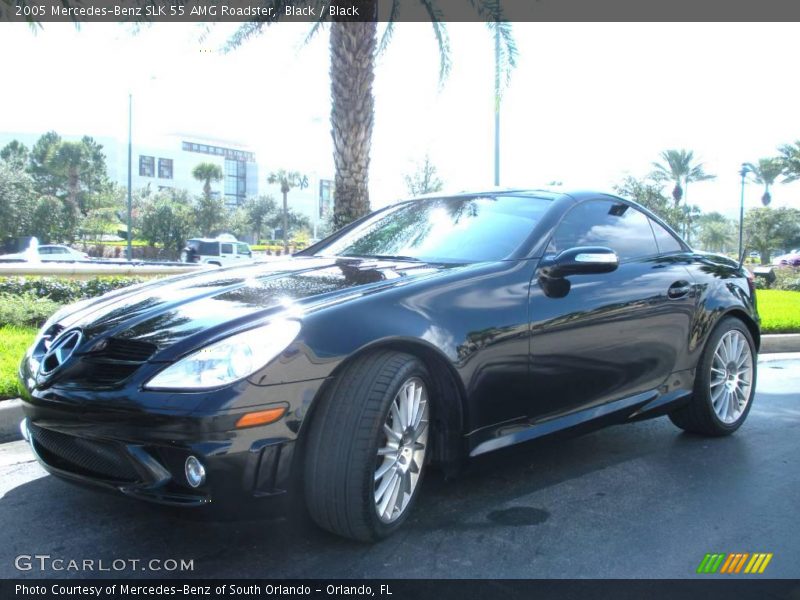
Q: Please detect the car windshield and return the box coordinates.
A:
[313,195,553,263]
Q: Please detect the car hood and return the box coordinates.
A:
[51,256,452,360]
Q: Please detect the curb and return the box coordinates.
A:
[0,399,23,444]
[761,334,800,354]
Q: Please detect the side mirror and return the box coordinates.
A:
[539,246,619,279]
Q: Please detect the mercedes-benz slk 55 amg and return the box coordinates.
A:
[19,190,759,541]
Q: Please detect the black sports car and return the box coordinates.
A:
[19,190,759,541]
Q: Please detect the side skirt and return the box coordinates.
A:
[468,378,693,458]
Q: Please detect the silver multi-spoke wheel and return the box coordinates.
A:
[374,377,429,523]
[709,330,753,424]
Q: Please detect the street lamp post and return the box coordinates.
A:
[127,93,133,261]
[738,163,749,261]
[493,24,500,187]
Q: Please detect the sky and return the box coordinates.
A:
[1,21,798,216]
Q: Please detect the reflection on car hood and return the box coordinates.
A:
[51,256,450,356]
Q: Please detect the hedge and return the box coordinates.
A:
[0,275,147,304]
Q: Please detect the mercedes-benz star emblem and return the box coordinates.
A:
[39,330,83,376]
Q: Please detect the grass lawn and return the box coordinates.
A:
[757,290,800,334]
[0,325,36,400]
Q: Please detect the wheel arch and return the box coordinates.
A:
[720,307,761,352]
[302,337,468,468]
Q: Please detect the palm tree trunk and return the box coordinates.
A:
[329,16,377,229]
[282,190,289,254]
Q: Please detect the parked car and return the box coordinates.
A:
[19,190,759,542]
[0,244,89,261]
[773,250,800,267]
[180,236,253,267]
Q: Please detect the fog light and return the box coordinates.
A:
[20,418,29,443]
[184,456,206,488]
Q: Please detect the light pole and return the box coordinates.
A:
[738,163,750,260]
[493,24,500,187]
[126,93,133,261]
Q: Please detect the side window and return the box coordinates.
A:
[38,247,51,255]
[549,200,658,261]
[236,243,250,255]
[220,243,233,255]
[649,218,683,254]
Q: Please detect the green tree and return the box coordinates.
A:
[243,195,278,243]
[777,140,800,183]
[191,162,223,200]
[696,212,734,253]
[745,158,785,206]
[226,7,516,229]
[26,132,109,215]
[0,162,36,241]
[0,140,29,170]
[140,190,196,259]
[194,194,228,237]
[613,174,681,230]
[29,131,62,196]
[47,137,109,215]
[267,208,312,242]
[680,204,702,245]
[79,183,125,242]
[404,155,444,196]
[651,149,715,206]
[29,196,79,244]
[267,170,308,253]
[744,207,800,265]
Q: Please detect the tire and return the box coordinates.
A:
[304,351,432,542]
[669,316,757,436]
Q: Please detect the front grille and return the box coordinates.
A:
[29,424,141,483]
[69,337,158,388]
[101,338,158,362]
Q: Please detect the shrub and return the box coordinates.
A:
[0,292,61,328]
[0,276,146,304]
[0,325,37,399]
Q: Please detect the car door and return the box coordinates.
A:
[527,198,696,421]
[235,242,252,262]
[219,242,234,265]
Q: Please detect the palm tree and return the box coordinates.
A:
[778,141,800,183]
[697,214,733,253]
[651,149,716,207]
[225,6,516,228]
[192,163,223,200]
[745,158,785,206]
[267,170,308,253]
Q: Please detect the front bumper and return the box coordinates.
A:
[19,378,327,511]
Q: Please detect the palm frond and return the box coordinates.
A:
[224,22,267,53]
[377,0,401,56]
[487,20,518,95]
[418,0,451,83]
[302,0,330,46]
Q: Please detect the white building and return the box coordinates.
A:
[0,131,259,207]
[0,130,335,236]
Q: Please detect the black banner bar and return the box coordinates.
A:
[3,580,800,600]
[4,0,800,23]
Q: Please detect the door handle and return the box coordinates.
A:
[667,281,691,299]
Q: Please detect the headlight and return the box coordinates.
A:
[144,320,301,390]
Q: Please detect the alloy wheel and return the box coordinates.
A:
[374,377,429,523]
[709,330,753,424]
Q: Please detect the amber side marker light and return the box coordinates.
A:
[236,407,287,428]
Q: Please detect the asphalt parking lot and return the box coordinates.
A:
[1,354,798,580]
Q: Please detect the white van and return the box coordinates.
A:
[181,236,253,267]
